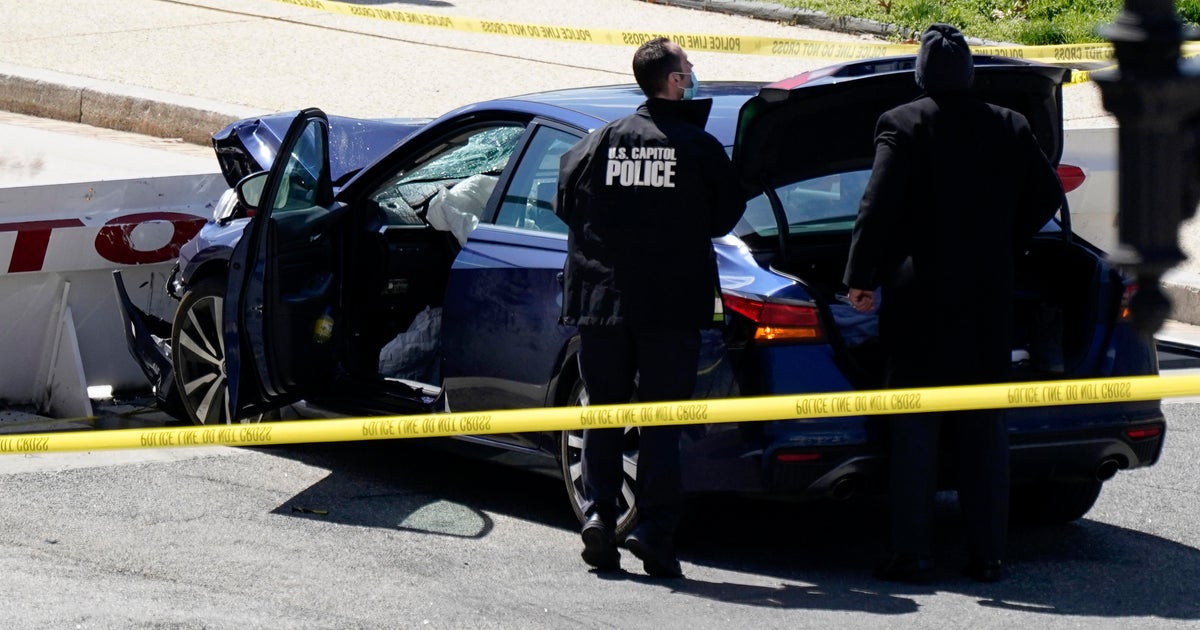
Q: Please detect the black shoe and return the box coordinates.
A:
[580,514,620,571]
[966,559,1003,583]
[624,526,683,578]
[873,553,935,584]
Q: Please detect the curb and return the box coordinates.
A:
[0,63,268,146]
[1163,270,1200,327]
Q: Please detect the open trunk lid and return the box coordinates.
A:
[733,55,1070,196]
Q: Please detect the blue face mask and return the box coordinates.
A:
[682,71,698,101]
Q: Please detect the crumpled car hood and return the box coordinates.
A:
[211,112,431,189]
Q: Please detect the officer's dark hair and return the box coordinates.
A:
[632,37,680,97]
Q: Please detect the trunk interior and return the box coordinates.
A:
[756,230,1119,390]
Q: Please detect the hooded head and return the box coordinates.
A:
[915,23,974,93]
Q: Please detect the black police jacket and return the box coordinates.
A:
[556,98,746,328]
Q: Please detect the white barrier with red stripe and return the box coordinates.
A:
[0,174,225,416]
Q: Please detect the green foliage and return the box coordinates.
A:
[1179,0,1200,26]
[1019,20,1069,45]
[894,0,943,32]
[780,0,1126,44]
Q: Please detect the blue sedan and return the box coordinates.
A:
[116,54,1165,536]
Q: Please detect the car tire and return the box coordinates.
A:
[1010,479,1104,526]
[171,277,282,425]
[559,377,641,539]
[171,277,234,425]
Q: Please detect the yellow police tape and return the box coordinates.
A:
[269,0,1200,66]
[270,0,906,58]
[1,374,1195,455]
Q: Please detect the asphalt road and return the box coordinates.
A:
[0,400,1194,629]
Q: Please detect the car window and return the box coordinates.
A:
[494,126,578,234]
[733,170,871,239]
[368,124,526,226]
[271,118,329,214]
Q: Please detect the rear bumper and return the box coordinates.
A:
[1009,413,1165,483]
[749,407,1167,499]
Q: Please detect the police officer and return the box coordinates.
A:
[843,24,1063,583]
[556,37,745,578]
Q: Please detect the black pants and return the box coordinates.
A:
[578,324,700,535]
[887,409,1010,562]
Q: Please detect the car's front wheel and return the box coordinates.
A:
[171,277,233,425]
[559,378,641,539]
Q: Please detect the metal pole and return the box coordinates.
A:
[1095,0,1200,337]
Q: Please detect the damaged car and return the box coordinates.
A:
[116,55,1165,535]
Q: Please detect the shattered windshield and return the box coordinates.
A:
[405,126,523,182]
[370,124,526,224]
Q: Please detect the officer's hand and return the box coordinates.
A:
[847,288,876,313]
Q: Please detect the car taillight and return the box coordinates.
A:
[722,291,824,343]
[1057,164,1086,194]
[775,452,821,463]
[1126,426,1162,440]
[1119,280,1137,322]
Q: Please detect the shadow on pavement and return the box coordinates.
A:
[262,439,573,539]
[611,568,920,614]
[257,438,1200,620]
[674,490,1200,620]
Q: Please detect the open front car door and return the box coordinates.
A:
[225,108,340,419]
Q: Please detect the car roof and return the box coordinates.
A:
[210,83,763,192]
[214,56,1067,201]
[469,81,765,146]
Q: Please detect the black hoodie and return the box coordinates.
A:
[843,24,1064,385]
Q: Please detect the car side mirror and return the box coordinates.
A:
[236,171,269,211]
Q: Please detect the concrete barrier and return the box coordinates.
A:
[0,174,226,416]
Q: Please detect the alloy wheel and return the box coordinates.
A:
[172,281,231,425]
[560,379,641,538]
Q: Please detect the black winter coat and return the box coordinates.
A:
[557,98,746,328]
[843,93,1063,387]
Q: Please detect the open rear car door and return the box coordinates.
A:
[225,108,341,419]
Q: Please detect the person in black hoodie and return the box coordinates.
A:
[843,24,1063,583]
[556,37,745,578]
